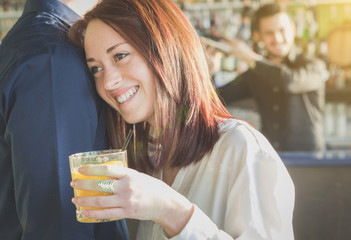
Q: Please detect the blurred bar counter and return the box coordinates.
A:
[280,150,351,167]
[280,150,351,240]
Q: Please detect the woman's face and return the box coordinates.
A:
[84,19,156,127]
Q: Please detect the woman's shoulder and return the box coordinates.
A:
[215,118,280,161]
[218,118,263,145]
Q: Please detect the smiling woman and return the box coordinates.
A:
[69,0,222,173]
[68,0,295,239]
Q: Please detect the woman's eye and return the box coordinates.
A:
[114,53,129,62]
[89,66,102,75]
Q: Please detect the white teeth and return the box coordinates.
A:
[117,86,139,103]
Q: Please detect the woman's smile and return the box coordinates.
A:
[113,86,140,104]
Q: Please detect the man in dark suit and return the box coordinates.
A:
[0,0,128,239]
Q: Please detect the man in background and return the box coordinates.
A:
[0,0,128,239]
[218,3,328,151]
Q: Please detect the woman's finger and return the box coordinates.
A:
[78,164,132,179]
[71,177,129,195]
[72,194,122,208]
[82,207,126,220]
[71,178,116,192]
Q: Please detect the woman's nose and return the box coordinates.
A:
[104,67,122,90]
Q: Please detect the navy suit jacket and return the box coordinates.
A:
[0,0,128,239]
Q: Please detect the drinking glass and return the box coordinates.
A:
[69,149,127,223]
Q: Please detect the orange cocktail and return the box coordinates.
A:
[69,150,127,223]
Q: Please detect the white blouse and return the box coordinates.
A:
[131,118,295,240]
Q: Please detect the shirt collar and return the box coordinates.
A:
[23,0,80,26]
[264,46,298,64]
[286,46,298,63]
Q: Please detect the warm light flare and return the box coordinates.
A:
[67,0,99,16]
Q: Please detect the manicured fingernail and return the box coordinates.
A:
[72,198,77,204]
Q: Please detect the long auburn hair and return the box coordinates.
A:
[69,0,231,174]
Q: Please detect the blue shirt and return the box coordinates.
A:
[0,0,128,239]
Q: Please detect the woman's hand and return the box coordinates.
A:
[70,165,194,237]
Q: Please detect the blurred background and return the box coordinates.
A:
[1,0,351,239]
[172,0,351,151]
